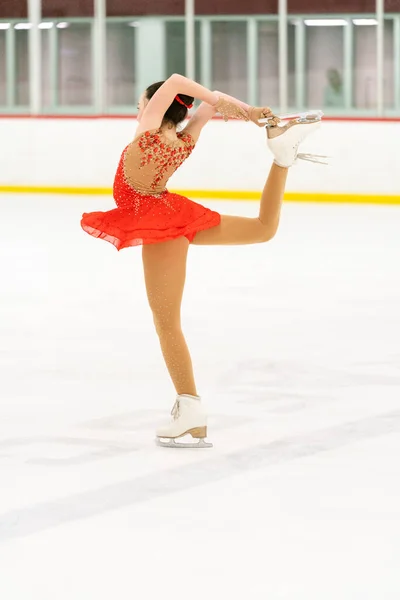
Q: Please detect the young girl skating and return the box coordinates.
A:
[81,73,323,448]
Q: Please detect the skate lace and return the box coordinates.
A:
[171,400,181,420]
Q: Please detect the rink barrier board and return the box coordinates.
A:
[1,186,400,204]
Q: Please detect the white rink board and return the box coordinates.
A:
[0,118,399,195]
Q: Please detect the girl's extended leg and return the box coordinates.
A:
[142,237,197,396]
[192,163,288,246]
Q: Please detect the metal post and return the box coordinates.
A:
[94,0,106,113]
[185,0,195,80]
[278,0,288,113]
[343,18,353,110]
[395,16,400,112]
[376,0,384,116]
[49,21,57,109]
[295,20,306,110]
[28,0,41,114]
[200,19,212,89]
[6,24,16,107]
[247,18,258,106]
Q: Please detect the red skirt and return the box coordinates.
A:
[81,189,221,251]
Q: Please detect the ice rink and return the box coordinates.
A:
[1,194,399,600]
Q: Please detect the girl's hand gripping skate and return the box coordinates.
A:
[249,106,281,128]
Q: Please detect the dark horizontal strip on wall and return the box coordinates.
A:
[0,0,380,19]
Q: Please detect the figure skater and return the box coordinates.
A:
[81,73,323,448]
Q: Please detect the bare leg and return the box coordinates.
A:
[193,163,288,246]
[142,237,197,396]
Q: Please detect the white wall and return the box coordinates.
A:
[0,117,399,196]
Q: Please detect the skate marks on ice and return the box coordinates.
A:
[1,409,399,542]
[0,413,250,467]
[0,436,140,467]
[217,358,400,412]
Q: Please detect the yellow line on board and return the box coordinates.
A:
[0,185,112,195]
[283,192,400,205]
[0,185,399,204]
[176,190,400,204]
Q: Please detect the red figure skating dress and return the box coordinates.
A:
[81,128,221,250]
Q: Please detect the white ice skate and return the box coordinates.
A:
[156,394,213,449]
[261,110,328,168]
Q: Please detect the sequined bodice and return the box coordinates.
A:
[121,128,195,196]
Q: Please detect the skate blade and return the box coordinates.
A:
[298,152,329,165]
[156,437,213,449]
[259,110,324,124]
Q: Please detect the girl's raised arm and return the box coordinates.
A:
[137,74,250,134]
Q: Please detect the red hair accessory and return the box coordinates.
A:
[175,95,193,109]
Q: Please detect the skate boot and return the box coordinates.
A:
[262,110,328,168]
[156,394,213,448]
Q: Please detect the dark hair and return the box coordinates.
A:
[145,81,194,127]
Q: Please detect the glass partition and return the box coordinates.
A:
[0,2,399,116]
[306,22,345,110]
[212,21,248,100]
[106,22,136,107]
[258,21,279,107]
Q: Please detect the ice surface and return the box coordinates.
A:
[0,194,399,600]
